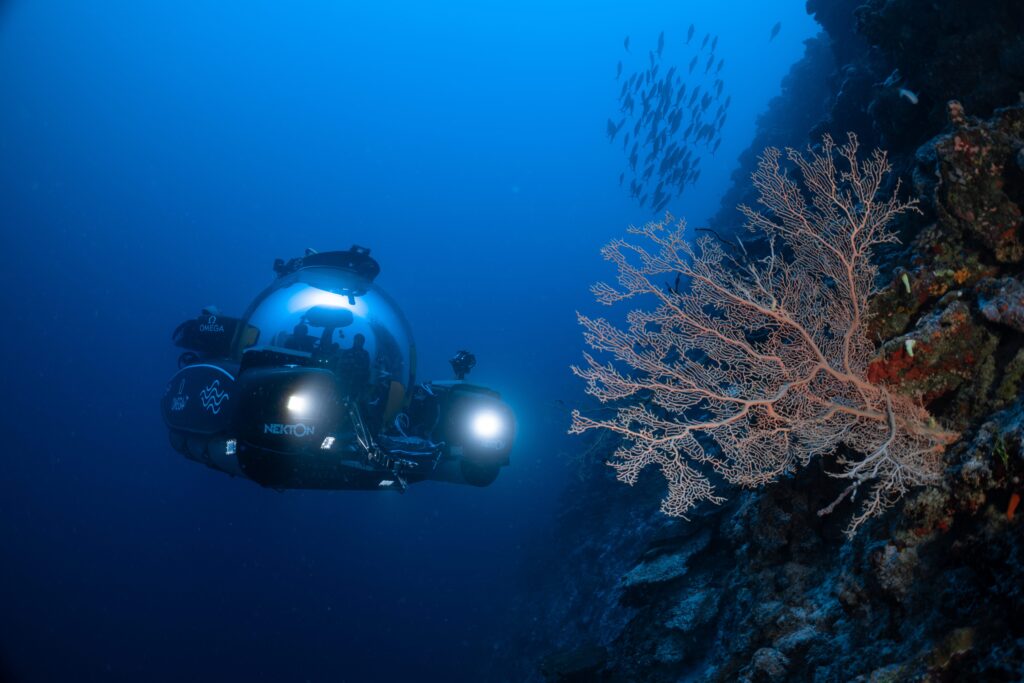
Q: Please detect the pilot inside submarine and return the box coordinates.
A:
[161,246,514,491]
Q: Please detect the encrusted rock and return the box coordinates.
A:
[772,625,822,659]
[867,298,997,404]
[653,635,686,664]
[928,102,1024,263]
[620,529,710,589]
[664,588,720,633]
[745,647,790,682]
[868,255,996,339]
[870,543,919,601]
[977,276,1024,332]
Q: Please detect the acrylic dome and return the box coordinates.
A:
[233,252,416,395]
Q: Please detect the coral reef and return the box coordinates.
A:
[494,2,1024,681]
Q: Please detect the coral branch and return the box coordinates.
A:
[573,133,958,536]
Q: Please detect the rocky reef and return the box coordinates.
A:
[496,2,1024,681]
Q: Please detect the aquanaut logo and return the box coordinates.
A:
[200,379,229,414]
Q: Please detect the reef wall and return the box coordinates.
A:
[497,1,1024,680]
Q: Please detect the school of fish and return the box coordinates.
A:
[609,22,779,212]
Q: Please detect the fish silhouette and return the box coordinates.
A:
[616,61,623,79]
[687,24,695,44]
[657,31,664,56]
[688,55,698,74]
[769,22,781,41]
[606,118,625,141]
[624,35,631,51]
[675,83,687,105]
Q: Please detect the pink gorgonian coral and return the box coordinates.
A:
[571,133,958,535]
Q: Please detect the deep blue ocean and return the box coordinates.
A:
[0,2,815,681]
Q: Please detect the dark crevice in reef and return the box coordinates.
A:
[495,1,1024,681]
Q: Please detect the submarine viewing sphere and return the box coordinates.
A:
[162,245,514,492]
[235,249,416,395]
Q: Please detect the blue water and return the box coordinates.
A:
[0,2,815,681]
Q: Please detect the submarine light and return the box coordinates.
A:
[470,409,503,439]
[287,394,310,414]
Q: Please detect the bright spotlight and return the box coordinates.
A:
[287,394,310,413]
[471,410,503,439]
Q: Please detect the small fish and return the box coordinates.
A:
[619,172,625,186]
[657,31,665,56]
[705,54,715,74]
[711,36,718,51]
[669,112,682,134]
[701,33,709,50]
[624,35,630,51]
[616,61,623,79]
[687,24,695,44]
[688,55,698,74]
[712,138,721,155]
[716,58,724,74]
[675,83,687,104]
[769,22,781,41]
[606,117,624,141]
[898,87,919,105]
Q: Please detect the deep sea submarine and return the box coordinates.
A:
[161,246,514,492]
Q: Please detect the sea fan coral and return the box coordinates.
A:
[572,133,958,535]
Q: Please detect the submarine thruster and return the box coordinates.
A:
[161,246,515,491]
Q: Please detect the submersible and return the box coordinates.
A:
[161,246,514,491]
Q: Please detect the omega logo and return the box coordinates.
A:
[199,315,225,333]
